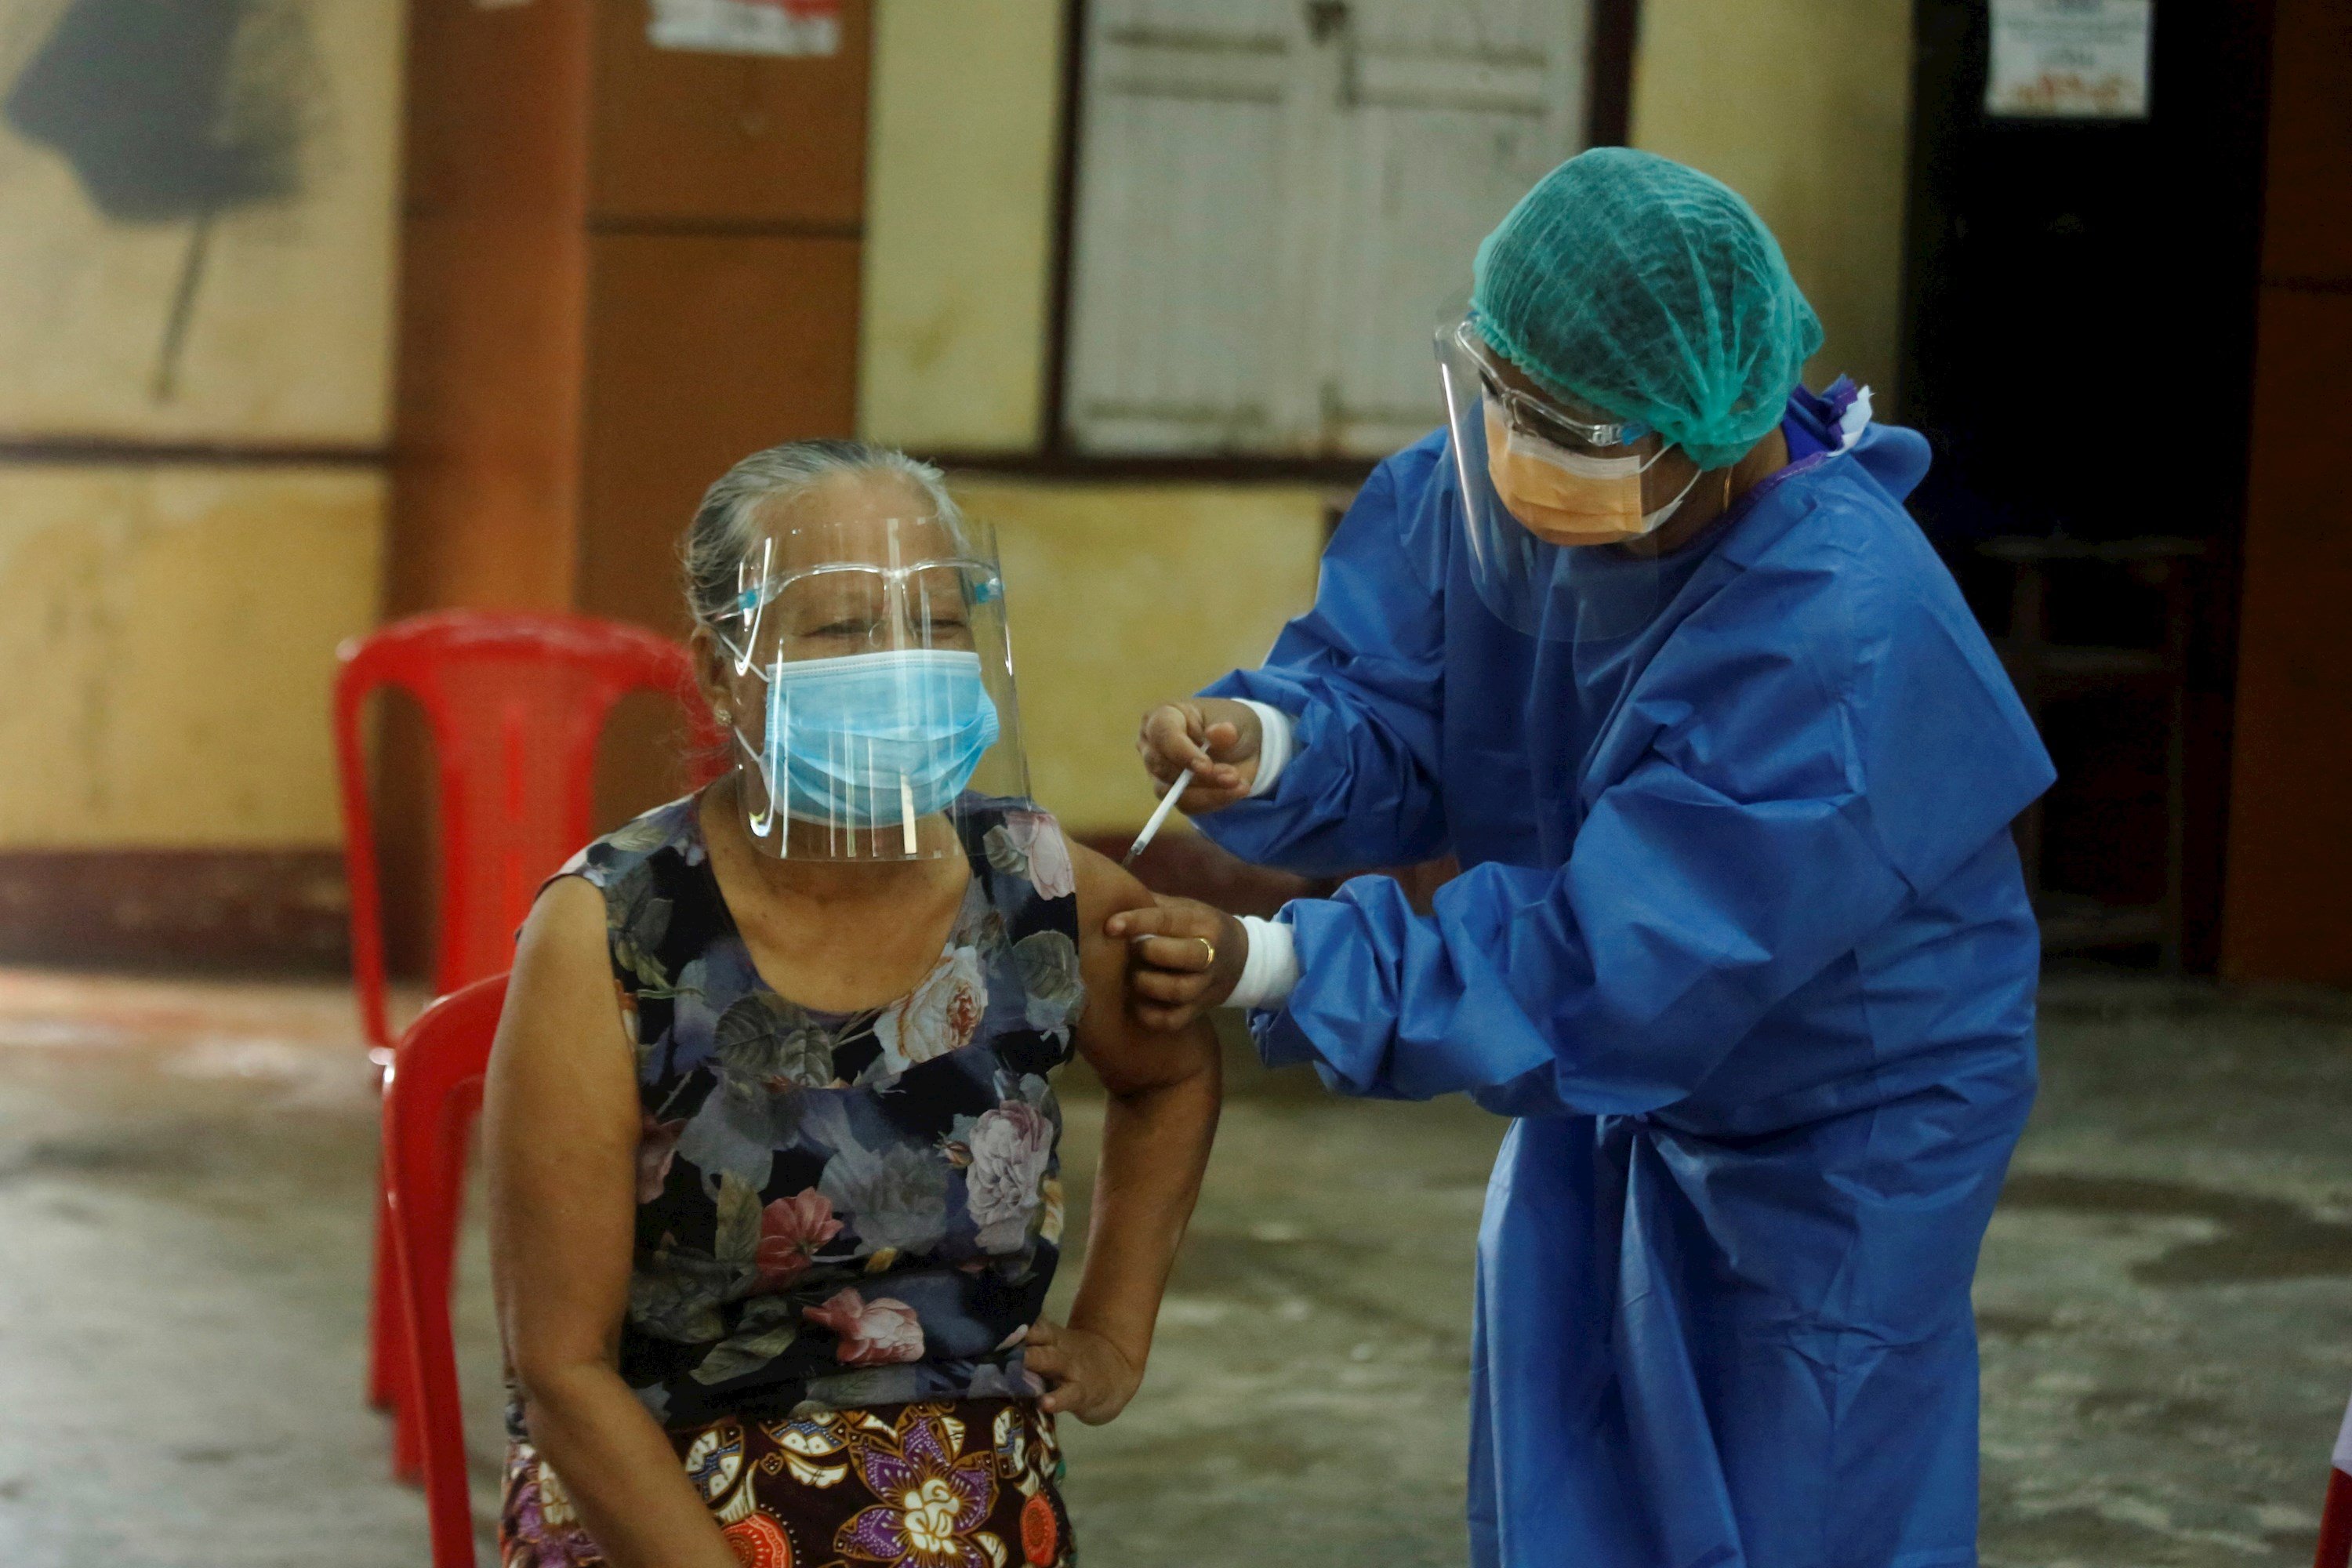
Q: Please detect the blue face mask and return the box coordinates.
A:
[746,648,1001,832]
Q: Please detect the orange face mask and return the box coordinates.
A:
[1483,400,1697,546]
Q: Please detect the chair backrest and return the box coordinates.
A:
[384,972,510,1568]
[335,610,724,1049]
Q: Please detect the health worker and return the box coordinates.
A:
[1110,147,2056,1567]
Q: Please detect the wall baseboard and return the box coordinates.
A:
[0,848,350,974]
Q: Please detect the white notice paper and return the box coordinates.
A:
[1987,0,2152,118]
[648,0,841,58]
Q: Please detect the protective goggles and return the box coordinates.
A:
[715,534,1005,675]
[1446,321,1653,454]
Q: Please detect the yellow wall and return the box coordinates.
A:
[1629,0,1915,401]
[859,0,1067,452]
[956,477,1330,833]
[0,466,384,847]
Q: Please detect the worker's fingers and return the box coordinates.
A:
[1131,968,1214,1004]
[1105,903,1216,941]
[1132,1000,1203,1032]
[1138,702,1247,791]
[1149,778,1250,816]
[1131,933,1218,972]
[1138,703,1208,779]
[1025,1317,1062,1348]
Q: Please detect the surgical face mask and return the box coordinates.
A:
[1483,397,1702,545]
[741,648,1002,834]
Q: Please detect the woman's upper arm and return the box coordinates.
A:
[484,876,643,1386]
[1069,847,1221,1096]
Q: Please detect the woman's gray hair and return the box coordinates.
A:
[681,439,966,631]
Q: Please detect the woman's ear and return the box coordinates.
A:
[687,626,736,721]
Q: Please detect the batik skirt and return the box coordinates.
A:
[501,1398,1074,1568]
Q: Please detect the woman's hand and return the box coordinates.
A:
[1026,1317,1144,1425]
[1105,895,1247,1031]
[1136,698,1262,814]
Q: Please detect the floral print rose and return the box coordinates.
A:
[755,1189,843,1290]
[804,1288,925,1366]
[986,810,1076,902]
[873,945,987,1077]
[964,1101,1054,1254]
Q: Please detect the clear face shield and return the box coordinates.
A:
[713,510,1029,862]
[1435,315,1671,643]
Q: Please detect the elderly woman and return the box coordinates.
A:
[484,441,1220,1568]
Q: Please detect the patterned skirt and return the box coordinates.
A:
[501,1398,1074,1568]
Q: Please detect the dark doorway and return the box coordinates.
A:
[1896,0,2277,971]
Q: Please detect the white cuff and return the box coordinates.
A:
[1225,915,1301,1011]
[1237,700,1294,799]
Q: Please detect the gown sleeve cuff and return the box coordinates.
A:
[1225,914,1300,1012]
[1236,700,1294,798]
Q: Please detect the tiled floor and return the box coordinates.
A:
[0,966,2346,1566]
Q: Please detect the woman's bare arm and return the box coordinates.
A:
[1026,845,1223,1424]
[483,877,739,1568]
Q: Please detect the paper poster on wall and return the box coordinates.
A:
[1986,0,2153,118]
[648,0,841,57]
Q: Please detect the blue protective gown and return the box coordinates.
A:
[1198,387,2055,1568]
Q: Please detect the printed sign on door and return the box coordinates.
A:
[1986,0,2153,118]
[648,0,841,58]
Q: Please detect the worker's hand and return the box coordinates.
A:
[1135,698,1262,814]
[1107,895,1246,1031]
[1026,1316,1144,1425]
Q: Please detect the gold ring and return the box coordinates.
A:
[1196,937,1218,968]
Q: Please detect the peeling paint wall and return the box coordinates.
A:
[0,466,384,847]
[0,0,401,858]
[0,0,405,441]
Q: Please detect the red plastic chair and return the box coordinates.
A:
[2321,1467,2352,1568]
[383,973,510,1568]
[336,610,723,1474]
[2318,1381,2352,1568]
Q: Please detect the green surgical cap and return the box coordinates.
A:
[1469,147,1823,471]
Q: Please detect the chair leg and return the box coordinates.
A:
[366,1162,405,1411]
[393,1361,426,1486]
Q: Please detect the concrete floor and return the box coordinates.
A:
[0,967,2346,1566]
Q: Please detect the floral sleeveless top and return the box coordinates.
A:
[553,792,1084,1430]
